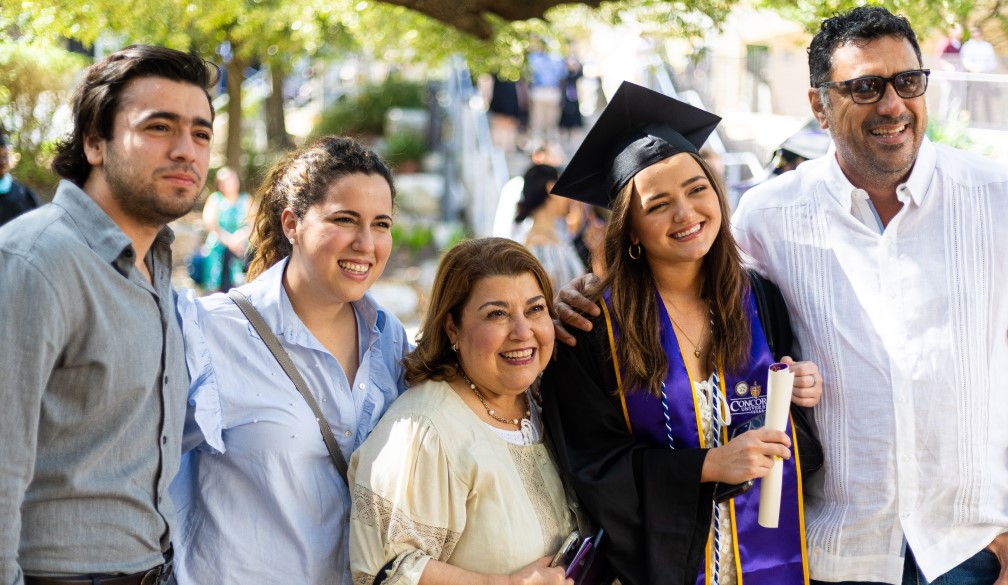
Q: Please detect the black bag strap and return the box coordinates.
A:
[227,289,350,485]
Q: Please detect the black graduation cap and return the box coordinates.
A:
[551,81,721,207]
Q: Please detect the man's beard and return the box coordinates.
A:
[103,143,203,228]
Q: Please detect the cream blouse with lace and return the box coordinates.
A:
[348,379,575,585]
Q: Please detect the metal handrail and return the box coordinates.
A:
[443,56,510,235]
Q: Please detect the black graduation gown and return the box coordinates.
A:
[541,273,800,585]
[541,312,714,585]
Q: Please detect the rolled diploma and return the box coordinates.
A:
[758,363,794,528]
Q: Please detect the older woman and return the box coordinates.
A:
[541,82,823,585]
[349,237,578,585]
[171,136,409,585]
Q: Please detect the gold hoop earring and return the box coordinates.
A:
[628,243,642,260]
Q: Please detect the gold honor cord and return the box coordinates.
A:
[600,301,633,436]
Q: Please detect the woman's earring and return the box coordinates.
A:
[628,243,642,260]
[451,342,458,352]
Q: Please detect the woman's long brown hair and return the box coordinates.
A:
[588,152,750,397]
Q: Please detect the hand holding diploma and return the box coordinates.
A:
[759,362,796,528]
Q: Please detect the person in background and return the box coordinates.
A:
[570,203,609,277]
[0,128,40,227]
[558,53,585,146]
[542,81,821,585]
[200,166,253,291]
[936,22,965,121]
[516,163,586,288]
[0,45,218,585]
[492,141,566,241]
[960,26,999,123]
[487,74,529,153]
[170,136,410,585]
[527,36,567,145]
[350,237,578,585]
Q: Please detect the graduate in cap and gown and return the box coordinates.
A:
[540,81,823,585]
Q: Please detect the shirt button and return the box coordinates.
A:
[344,430,352,437]
[358,383,366,390]
[162,436,167,445]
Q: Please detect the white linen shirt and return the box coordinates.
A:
[169,258,410,585]
[733,138,1008,583]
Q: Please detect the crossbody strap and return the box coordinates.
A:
[227,289,350,485]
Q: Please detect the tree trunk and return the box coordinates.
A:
[266,60,292,150]
[225,56,245,174]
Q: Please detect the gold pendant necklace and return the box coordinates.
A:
[666,311,707,358]
[462,372,531,427]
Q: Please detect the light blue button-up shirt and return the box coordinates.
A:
[170,258,409,585]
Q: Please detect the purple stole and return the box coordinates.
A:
[604,289,809,585]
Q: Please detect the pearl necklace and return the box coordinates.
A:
[462,372,531,427]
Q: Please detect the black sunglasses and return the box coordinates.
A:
[818,69,930,104]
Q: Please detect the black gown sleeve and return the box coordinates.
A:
[541,310,716,585]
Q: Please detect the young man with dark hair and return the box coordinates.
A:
[734,6,1008,585]
[0,45,219,585]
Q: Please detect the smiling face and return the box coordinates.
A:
[282,172,394,305]
[445,272,555,399]
[627,153,722,271]
[810,35,927,192]
[83,76,213,228]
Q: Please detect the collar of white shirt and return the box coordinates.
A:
[821,137,937,225]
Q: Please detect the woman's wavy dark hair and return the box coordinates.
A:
[403,237,557,387]
[515,164,560,223]
[588,152,750,397]
[245,135,395,281]
[52,45,220,186]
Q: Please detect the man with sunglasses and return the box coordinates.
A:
[733,6,1008,585]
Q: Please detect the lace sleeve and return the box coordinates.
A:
[349,413,465,585]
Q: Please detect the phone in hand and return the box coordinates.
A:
[550,530,581,568]
[565,528,605,580]
[714,479,754,503]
